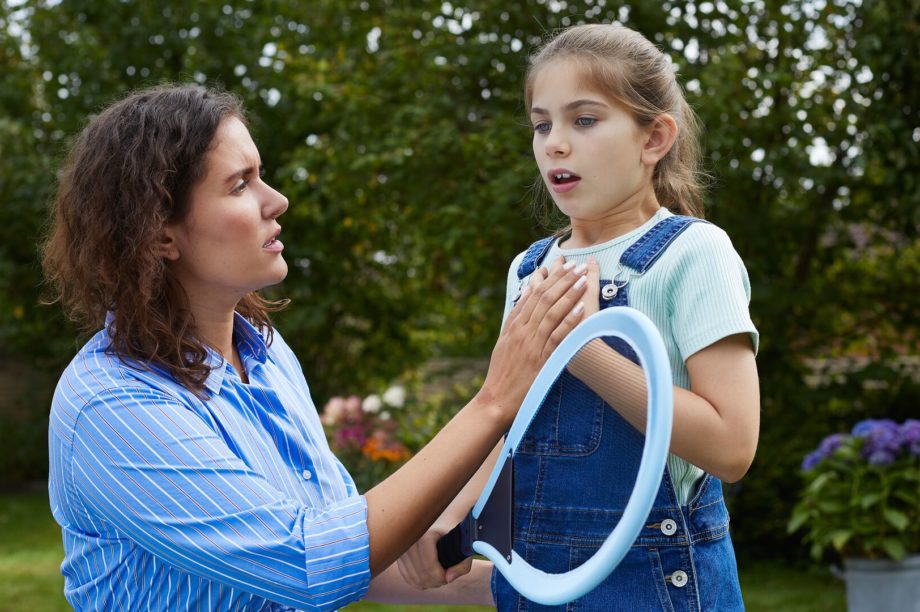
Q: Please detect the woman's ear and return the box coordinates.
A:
[157,224,180,261]
[640,114,678,165]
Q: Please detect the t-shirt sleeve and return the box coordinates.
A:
[666,223,759,360]
[500,251,528,327]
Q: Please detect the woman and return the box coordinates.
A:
[42,84,589,610]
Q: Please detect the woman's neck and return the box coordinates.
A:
[184,291,244,377]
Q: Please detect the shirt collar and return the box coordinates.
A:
[106,310,270,397]
[202,313,270,395]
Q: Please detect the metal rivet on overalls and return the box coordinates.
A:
[660,518,678,536]
[601,284,618,300]
[670,570,688,588]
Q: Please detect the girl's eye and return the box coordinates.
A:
[575,117,597,127]
[231,180,249,194]
[533,122,551,134]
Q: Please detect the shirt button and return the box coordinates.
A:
[660,518,678,536]
[670,570,688,588]
[302,470,312,480]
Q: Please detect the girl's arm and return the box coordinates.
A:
[568,256,759,482]
[567,332,759,482]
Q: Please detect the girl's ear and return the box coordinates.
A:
[640,114,678,165]
[157,224,181,261]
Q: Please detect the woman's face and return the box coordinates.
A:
[163,117,289,307]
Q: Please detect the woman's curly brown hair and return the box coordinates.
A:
[42,84,286,396]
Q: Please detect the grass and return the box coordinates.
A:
[0,489,844,611]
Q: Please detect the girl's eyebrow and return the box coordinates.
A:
[530,99,609,116]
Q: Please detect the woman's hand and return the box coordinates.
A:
[478,256,589,429]
[364,258,588,575]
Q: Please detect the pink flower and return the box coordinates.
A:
[343,395,363,421]
[321,396,346,426]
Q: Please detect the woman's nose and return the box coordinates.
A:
[264,185,289,219]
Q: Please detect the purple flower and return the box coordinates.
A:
[867,449,897,466]
[334,425,366,449]
[896,420,920,450]
[802,450,824,471]
[852,419,877,437]
[855,420,901,461]
[852,418,898,438]
[818,433,847,456]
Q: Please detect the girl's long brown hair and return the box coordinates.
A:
[526,24,707,222]
[42,84,286,396]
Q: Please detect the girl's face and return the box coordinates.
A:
[162,117,289,307]
[530,58,656,223]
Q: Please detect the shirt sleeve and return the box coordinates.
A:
[501,251,528,326]
[666,223,759,360]
[67,385,371,611]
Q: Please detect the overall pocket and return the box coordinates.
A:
[517,370,604,456]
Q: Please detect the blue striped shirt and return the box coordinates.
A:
[48,314,371,611]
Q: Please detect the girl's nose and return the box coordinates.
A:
[545,129,570,157]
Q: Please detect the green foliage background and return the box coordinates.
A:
[1,0,917,561]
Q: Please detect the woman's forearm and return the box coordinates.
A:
[364,393,507,574]
[364,257,590,575]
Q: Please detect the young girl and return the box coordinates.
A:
[397,24,760,611]
[42,84,590,610]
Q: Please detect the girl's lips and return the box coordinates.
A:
[550,178,580,194]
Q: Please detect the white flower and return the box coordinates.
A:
[379,410,391,421]
[382,385,406,408]
[362,394,383,413]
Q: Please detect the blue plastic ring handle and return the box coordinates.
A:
[472,307,673,605]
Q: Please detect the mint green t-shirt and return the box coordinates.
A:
[501,208,759,505]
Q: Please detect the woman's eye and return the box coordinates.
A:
[231,180,248,194]
[575,117,597,127]
[533,122,551,134]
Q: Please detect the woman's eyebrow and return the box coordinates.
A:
[223,164,262,184]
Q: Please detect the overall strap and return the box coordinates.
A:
[515,236,557,280]
[619,215,705,274]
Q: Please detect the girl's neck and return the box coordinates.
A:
[563,197,662,249]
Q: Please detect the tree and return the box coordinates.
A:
[0,1,916,562]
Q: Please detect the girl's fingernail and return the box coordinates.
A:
[563,260,576,271]
[573,276,587,290]
[572,302,585,316]
[573,263,587,275]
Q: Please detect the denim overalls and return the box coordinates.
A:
[492,216,744,611]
